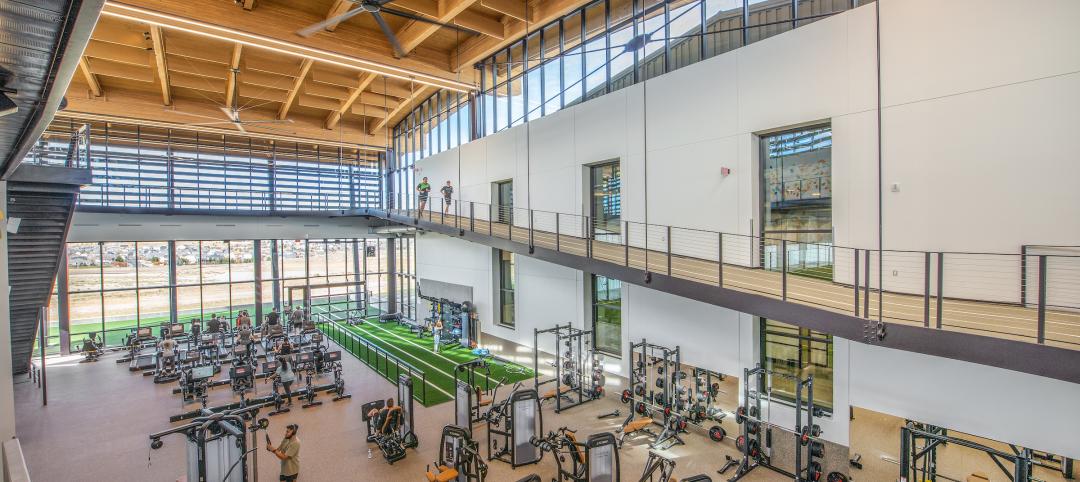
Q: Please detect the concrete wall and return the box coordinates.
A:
[413,0,1080,458]
[0,182,14,440]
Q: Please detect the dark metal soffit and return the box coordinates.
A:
[0,0,105,178]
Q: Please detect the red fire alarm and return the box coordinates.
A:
[720,167,731,177]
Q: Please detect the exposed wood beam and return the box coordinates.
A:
[83,40,151,67]
[452,0,591,71]
[225,44,243,108]
[395,0,479,56]
[278,58,315,120]
[101,0,473,91]
[324,0,354,32]
[149,26,172,105]
[87,57,155,83]
[392,0,438,17]
[78,57,103,97]
[372,84,435,134]
[59,87,386,148]
[455,10,505,39]
[480,0,528,21]
[243,0,256,11]
[325,73,377,130]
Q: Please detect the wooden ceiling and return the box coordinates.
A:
[63,0,595,148]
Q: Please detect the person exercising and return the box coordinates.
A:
[289,305,304,333]
[207,314,221,334]
[367,398,401,435]
[274,354,296,406]
[266,423,301,482]
[237,323,253,357]
[158,334,177,372]
[267,307,281,327]
[440,180,454,214]
[417,177,431,213]
[432,317,443,353]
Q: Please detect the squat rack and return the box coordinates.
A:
[900,423,1075,482]
[533,324,601,413]
[729,364,822,482]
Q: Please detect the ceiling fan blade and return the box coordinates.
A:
[296,7,370,37]
[380,6,482,36]
[371,10,408,58]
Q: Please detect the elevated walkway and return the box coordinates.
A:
[362,204,1080,384]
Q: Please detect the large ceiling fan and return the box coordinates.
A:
[296,0,481,58]
[181,69,294,133]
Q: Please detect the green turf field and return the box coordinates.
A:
[318,318,534,406]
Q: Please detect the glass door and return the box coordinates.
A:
[496,180,513,224]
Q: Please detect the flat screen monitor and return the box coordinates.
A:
[137,327,152,338]
[295,352,313,364]
[191,365,214,380]
[231,366,250,378]
[262,361,278,373]
[325,351,341,362]
[170,324,185,335]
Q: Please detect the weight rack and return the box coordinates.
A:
[533,324,602,413]
[729,364,823,482]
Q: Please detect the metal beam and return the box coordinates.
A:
[326,73,378,129]
[278,58,314,119]
[149,26,172,105]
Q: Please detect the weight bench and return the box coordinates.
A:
[425,466,459,482]
[617,417,655,447]
[541,385,573,404]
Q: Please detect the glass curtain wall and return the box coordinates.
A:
[46,238,401,353]
[760,317,833,411]
[33,119,383,212]
[393,0,868,156]
[390,91,471,210]
[592,274,622,355]
[760,125,832,276]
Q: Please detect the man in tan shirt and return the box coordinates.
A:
[266,423,301,481]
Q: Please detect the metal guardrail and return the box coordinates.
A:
[397,198,1080,350]
[315,318,429,405]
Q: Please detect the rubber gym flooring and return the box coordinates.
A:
[320,317,534,406]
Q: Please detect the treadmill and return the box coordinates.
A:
[128,327,159,371]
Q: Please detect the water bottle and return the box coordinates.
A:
[367,448,373,459]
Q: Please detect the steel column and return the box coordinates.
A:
[57,248,71,355]
[254,240,263,325]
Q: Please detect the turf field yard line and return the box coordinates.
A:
[358,321,509,388]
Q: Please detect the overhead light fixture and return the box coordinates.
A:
[100,2,474,93]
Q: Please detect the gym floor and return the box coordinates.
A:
[13,333,1070,482]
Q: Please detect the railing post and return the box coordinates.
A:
[469,202,475,231]
[666,226,672,276]
[718,232,723,287]
[863,249,871,318]
[528,209,534,248]
[441,199,445,224]
[455,200,460,229]
[624,221,630,267]
[923,252,931,327]
[936,252,944,328]
[586,217,592,258]
[781,239,788,301]
[555,213,561,251]
[507,207,513,242]
[854,248,861,317]
[488,204,493,236]
[1037,255,1047,344]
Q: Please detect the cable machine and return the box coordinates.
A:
[149,402,273,482]
[485,388,543,468]
[533,324,605,413]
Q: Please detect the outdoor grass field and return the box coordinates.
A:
[318,316,534,406]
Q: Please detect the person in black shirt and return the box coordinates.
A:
[440,181,454,214]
